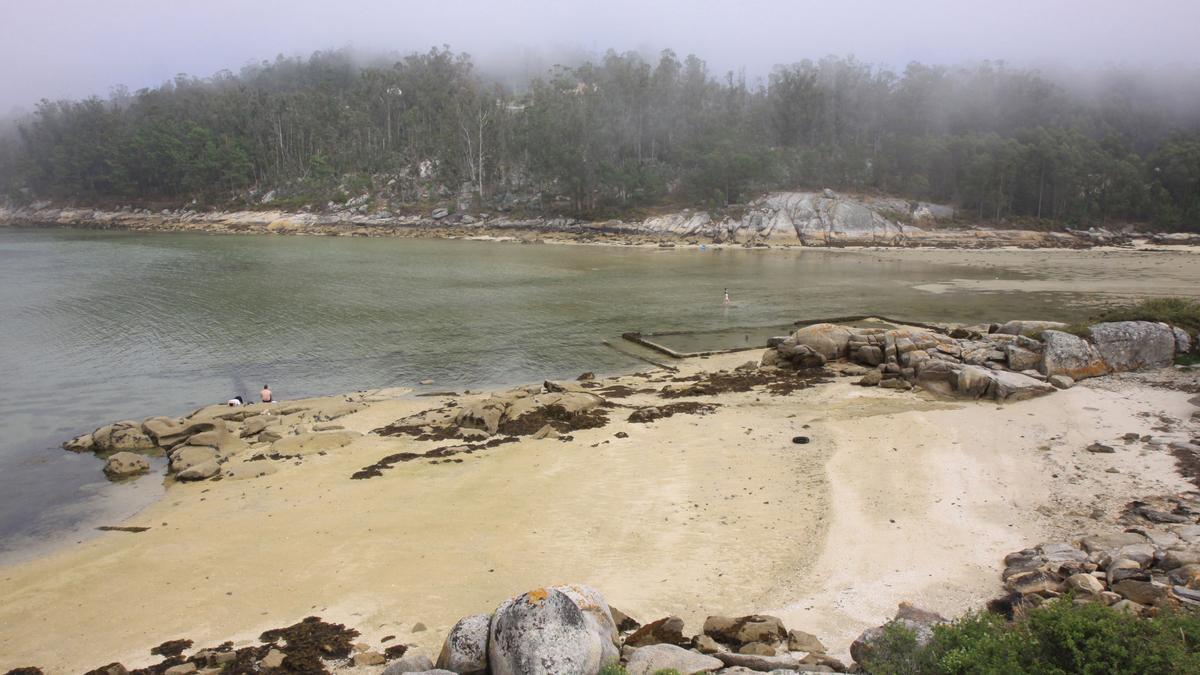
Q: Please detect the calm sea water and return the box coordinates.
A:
[0,228,1085,560]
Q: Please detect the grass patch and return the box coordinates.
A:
[1176,353,1200,366]
[599,666,680,675]
[1060,323,1093,338]
[1094,297,1200,333]
[860,600,1200,675]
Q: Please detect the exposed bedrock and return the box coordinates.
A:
[768,318,1189,402]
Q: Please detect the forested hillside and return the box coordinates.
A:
[1,47,1198,229]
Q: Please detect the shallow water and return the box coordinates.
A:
[0,228,1097,559]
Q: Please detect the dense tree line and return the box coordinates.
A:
[1,47,1198,229]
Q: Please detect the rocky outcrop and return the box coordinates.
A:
[736,191,915,245]
[377,385,609,439]
[62,395,368,482]
[772,322,1060,402]
[768,316,1191,401]
[64,420,156,455]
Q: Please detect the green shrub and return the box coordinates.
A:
[859,621,925,674]
[860,600,1200,674]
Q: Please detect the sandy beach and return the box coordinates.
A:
[1,347,1195,672]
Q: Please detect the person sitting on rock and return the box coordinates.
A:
[261,384,273,403]
[227,395,244,407]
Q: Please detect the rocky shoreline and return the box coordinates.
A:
[6,314,1200,673]
[0,190,1162,249]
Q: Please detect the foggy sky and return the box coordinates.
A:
[2,0,1199,113]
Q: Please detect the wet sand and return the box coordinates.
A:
[861,246,1200,301]
[0,350,1195,672]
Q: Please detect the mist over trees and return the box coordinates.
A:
[1,46,1199,229]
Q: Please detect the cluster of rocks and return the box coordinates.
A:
[763,318,1190,402]
[62,397,366,482]
[402,585,847,675]
[995,493,1200,618]
[375,380,608,440]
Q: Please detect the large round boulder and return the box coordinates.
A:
[488,588,610,675]
[436,614,490,674]
[1089,321,1176,372]
[550,584,619,665]
[789,324,854,360]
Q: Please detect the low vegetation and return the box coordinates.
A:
[860,600,1200,674]
[1095,297,1200,334]
[1060,298,1200,339]
[600,666,679,675]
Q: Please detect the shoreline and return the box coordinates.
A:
[5,200,1196,251]
[7,218,1200,269]
[3,334,1198,672]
